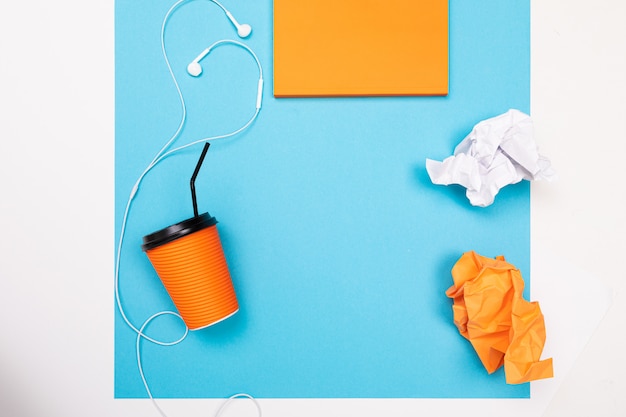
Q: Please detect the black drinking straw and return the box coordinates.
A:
[190,142,211,218]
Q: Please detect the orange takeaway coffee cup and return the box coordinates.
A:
[141,142,238,330]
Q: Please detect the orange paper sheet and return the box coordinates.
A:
[273,0,448,97]
[446,251,553,384]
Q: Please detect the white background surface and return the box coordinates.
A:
[0,1,624,416]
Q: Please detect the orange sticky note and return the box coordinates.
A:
[273,0,449,97]
[446,251,553,384]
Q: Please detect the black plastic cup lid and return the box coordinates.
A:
[141,212,217,251]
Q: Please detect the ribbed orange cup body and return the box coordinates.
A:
[143,214,238,330]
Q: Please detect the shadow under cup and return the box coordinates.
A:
[141,213,239,330]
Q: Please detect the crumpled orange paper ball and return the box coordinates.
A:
[446,251,553,384]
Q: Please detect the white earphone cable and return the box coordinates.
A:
[114,1,264,415]
[213,394,263,417]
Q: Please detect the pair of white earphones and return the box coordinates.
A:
[178,0,264,107]
[115,1,264,416]
[186,0,252,76]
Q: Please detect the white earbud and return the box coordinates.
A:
[236,23,252,38]
[224,10,252,38]
[187,61,203,77]
[187,47,211,77]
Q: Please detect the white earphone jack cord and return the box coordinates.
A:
[114,1,263,415]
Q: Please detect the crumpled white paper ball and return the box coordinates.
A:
[426,109,555,207]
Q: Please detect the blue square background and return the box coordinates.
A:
[115,0,531,398]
